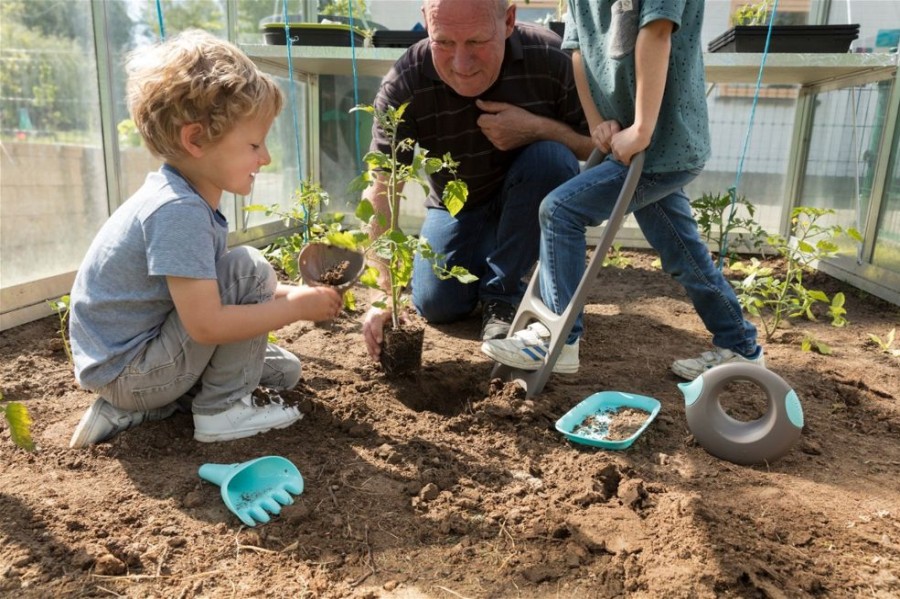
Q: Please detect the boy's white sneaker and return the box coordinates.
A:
[193,393,302,443]
[69,397,178,448]
[671,347,765,380]
[481,322,580,374]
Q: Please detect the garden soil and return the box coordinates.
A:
[2,250,899,598]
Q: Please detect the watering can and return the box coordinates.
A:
[678,363,803,465]
[198,456,304,527]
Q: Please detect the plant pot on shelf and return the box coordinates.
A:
[379,315,425,379]
[708,24,859,53]
[548,21,565,38]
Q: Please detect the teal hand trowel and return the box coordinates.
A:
[198,456,304,527]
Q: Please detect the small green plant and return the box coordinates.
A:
[867,328,899,357]
[602,243,631,268]
[1,391,35,451]
[731,1,771,26]
[246,179,344,281]
[730,206,862,343]
[351,102,475,331]
[47,294,73,364]
[801,334,833,355]
[319,0,368,17]
[692,190,767,265]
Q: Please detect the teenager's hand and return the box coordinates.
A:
[592,120,621,155]
[475,100,537,150]
[609,125,651,166]
[362,306,392,360]
[287,286,343,322]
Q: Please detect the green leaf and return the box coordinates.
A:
[355,199,375,223]
[3,402,35,451]
[443,180,468,217]
[360,266,381,289]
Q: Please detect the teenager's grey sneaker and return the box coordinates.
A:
[69,397,178,448]
[481,322,579,374]
[671,347,765,380]
[193,393,302,443]
[481,300,516,341]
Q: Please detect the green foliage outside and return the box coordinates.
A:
[1,391,35,451]
[729,206,863,346]
[692,190,767,266]
[731,1,771,26]
[351,103,475,330]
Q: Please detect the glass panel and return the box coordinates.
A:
[799,81,890,254]
[873,126,900,273]
[686,90,794,237]
[828,0,900,53]
[0,0,106,288]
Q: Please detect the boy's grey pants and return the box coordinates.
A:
[97,246,301,415]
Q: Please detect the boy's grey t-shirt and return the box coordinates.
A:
[563,0,710,172]
[69,165,228,389]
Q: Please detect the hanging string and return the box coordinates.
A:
[346,0,363,172]
[719,0,780,269]
[282,0,308,241]
[155,0,166,39]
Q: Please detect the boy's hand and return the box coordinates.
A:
[287,286,343,322]
[610,125,651,166]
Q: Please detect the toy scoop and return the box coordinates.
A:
[198,456,304,527]
[297,243,366,292]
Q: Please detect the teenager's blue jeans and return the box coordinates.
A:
[539,158,758,355]
[412,141,580,323]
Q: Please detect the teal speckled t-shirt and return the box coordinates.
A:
[562,0,710,173]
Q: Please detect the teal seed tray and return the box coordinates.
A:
[556,391,661,450]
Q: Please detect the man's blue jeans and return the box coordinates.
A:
[412,141,580,323]
[539,158,758,355]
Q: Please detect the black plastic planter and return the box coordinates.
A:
[708,24,859,53]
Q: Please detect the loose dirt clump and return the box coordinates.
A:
[320,260,351,286]
[1,249,899,598]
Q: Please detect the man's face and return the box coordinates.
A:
[424,0,515,97]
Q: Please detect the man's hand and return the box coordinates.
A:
[363,306,393,360]
[475,99,538,151]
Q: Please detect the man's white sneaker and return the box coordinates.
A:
[671,347,765,380]
[481,322,580,374]
[193,393,302,443]
[69,397,178,448]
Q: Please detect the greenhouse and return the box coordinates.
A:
[1,0,899,597]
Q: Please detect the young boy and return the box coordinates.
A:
[68,30,342,448]
[482,0,764,379]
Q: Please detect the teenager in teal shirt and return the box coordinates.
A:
[483,0,765,379]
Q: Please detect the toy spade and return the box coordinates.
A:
[198,456,304,527]
[297,243,366,293]
[678,363,803,466]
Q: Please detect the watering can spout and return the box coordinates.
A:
[677,376,704,407]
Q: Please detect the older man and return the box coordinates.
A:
[363,0,592,359]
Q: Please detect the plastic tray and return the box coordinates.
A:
[373,30,428,48]
[262,23,367,47]
[708,25,859,53]
[555,391,661,450]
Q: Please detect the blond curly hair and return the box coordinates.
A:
[126,30,283,160]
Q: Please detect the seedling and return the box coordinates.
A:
[692,190,767,265]
[47,294,72,364]
[1,391,35,451]
[602,243,631,269]
[867,328,899,357]
[350,102,474,376]
[730,207,862,343]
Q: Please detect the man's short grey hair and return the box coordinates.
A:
[422,0,510,18]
